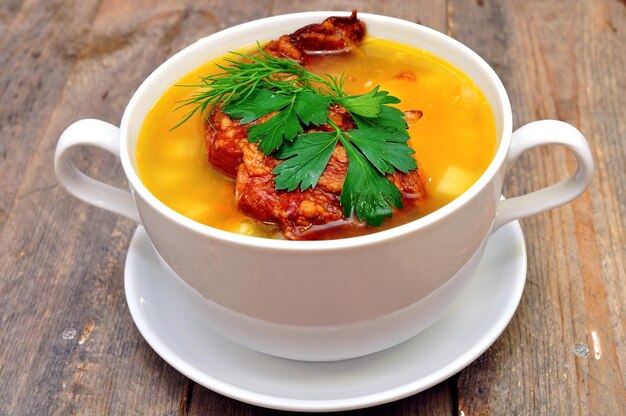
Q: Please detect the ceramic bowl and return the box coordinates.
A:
[55,12,594,360]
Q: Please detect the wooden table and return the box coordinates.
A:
[1,1,624,414]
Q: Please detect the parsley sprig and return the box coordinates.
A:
[174,44,418,226]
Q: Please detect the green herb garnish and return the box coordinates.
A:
[174,44,418,226]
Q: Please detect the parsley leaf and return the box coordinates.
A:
[353,105,408,131]
[223,89,292,123]
[336,86,400,118]
[247,101,300,154]
[347,127,416,174]
[273,132,339,191]
[245,91,331,155]
[338,134,404,226]
[293,91,331,125]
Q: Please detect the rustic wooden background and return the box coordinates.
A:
[1,0,624,414]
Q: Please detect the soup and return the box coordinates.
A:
[136,36,496,239]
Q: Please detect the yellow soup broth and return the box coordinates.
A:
[136,37,496,239]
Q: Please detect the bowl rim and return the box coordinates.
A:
[120,11,513,251]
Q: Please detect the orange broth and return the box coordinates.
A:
[136,37,496,239]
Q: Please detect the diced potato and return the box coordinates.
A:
[236,221,258,236]
[434,166,478,198]
[233,220,276,238]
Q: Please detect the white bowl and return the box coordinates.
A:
[55,12,594,360]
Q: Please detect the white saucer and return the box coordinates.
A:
[124,222,526,412]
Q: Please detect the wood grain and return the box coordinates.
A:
[0,0,624,415]
[449,0,626,414]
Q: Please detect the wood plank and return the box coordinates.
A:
[0,3,113,413]
[575,0,626,411]
[449,0,626,414]
[0,1,271,414]
[1,0,623,414]
[0,1,102,235]
[187,379,453,415]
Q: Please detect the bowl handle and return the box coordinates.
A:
[493,120,594,231]
[54,119,141,223]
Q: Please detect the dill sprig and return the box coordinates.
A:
[171,43,344,130]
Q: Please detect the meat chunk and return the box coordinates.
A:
[231,105,356,238]
[205,105,355,178]
[404,110,423,124]
[205,108,246,177]
[389,170,427,204]
[316,145,348,193]
[205,108,274,177]
[394,71,417,82]
[206,103,426,239]
[264,10,366,64]
[264,35,306,63]
[234,134,426,239]
[327,104,357,131]
[236,141,346,239]
[291,10,366,54]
